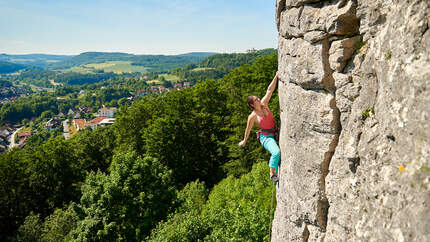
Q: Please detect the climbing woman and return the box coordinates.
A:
[238,71,280,183]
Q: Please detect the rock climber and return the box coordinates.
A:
[238,71,280,183]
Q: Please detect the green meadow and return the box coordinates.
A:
[85,61,149,73]
[191,67,215,72]
[61,61,150,74]
[158,73,181,82]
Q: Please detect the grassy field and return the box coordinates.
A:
[85,61,149,73]
[15,81,54,92]
[191,67,215,72]
[10,58,36,62]
[49,79,63,86]
[60,61,149,74]
[65,66,94,73]
[147,80,161,84]
[14,82,54,92]
[158,73,181,82]
[30,84,53,92]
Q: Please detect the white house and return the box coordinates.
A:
[98,118,115,127]
[98,107,117,118]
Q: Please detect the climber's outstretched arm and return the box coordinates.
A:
[261,71,278,106]
[238,113,256,147]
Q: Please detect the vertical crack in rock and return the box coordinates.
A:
[302,224,310,242]
[317,37,342,232]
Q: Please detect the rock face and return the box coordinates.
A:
[272,0,430,241]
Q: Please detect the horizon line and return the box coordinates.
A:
[0,47,277,57]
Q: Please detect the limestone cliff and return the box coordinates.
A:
[272,0,430,241]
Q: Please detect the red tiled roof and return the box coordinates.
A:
[87,116,106,125]
[18,131,32,137]
[74,119,86,130]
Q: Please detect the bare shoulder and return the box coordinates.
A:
[248,112,257,121]
[248,112,258,126]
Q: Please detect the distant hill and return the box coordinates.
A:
[0,53,74,68]
[59,52,134,66]
[168,48,277,83]
[0,52,216,72]
[177,52,218,57]
[0,61,27,74]
[199,48,277,70]
[53,51,217,72]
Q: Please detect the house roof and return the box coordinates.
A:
[99,118,115,125]
[99,107,117,111]
[87,116,106,125]
[18,131,31,137]
[74,119,86,130]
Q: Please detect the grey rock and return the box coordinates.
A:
[273,0,430,241]
[329,36,362,72]
[278,0,359,39]
[278,37,325,89]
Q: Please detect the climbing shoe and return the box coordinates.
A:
[270,174,279,183]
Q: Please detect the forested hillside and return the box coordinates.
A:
[0,61,27,74]
[51,52,216,71]
[0,52,215,71]
[0,54,73,69]
[169,48,276,83]
[0,53,278,241]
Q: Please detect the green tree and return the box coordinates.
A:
[14,212,43,242]
[148,180,210,241]
[39,110,54,120]
[144,80,229,187]
[202,162,274,241]
[149,162,274,242]
[40,203,80,242]
[71,126,116,172]
[0,149,34,241]
[68,152,176,241]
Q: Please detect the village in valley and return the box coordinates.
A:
[0,106,117,152]
[0,78,194,153]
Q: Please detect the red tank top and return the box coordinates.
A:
[257,106,276,135]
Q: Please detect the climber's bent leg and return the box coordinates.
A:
[260,134,281,176]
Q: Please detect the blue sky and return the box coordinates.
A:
[0,0,277,55]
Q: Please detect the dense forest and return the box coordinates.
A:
[169,49,276,83]
[0,61,27,74]
[0,53,279,241]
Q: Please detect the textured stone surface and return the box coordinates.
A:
[273,0,430,241]
[329,36,361,72]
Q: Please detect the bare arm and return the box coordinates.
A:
[261,72,278,106]
[238,113,256,147]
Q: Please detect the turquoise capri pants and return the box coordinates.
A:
[259,133,281,174]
